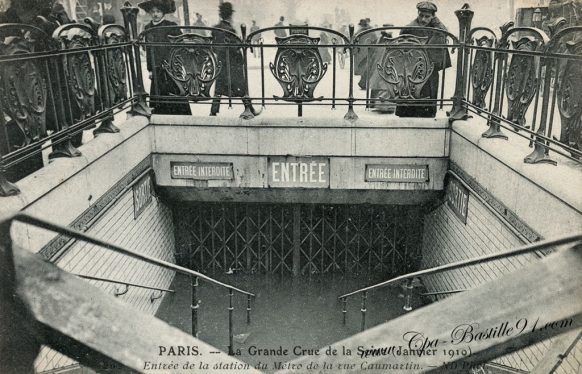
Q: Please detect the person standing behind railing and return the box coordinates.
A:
[250,19,260,58]
[139,0,191,115]
[210,2,260,117]
[354,18,377,90]
[274,16,287,38]
[396,1,451,118]
[193,12,209,36]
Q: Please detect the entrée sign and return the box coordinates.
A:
[268,157,330,188]
[171,162,234,180]
[365,164,429,183]
[447,178,469,224]
[133,173,153,219]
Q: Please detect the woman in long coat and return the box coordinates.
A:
[140,0,191,115]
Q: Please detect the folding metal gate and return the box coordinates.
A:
[174,203,421,276]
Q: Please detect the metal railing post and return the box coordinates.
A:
[342,297,347,325]
[360,291,367,331]
[344,24,358,121]
[246,294,252,325]
[448,4,474,123]
[191,276,199,337]
[228,288,234,355]
[403,278,414,312]
[121,2,151,117]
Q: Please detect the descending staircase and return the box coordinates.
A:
[1,212,581,373]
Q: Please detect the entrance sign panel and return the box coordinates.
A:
[365,164,429,183]
[447,178,469,224]
[133,173,153,219]
[170,162,234,180]
[268,157,329,188]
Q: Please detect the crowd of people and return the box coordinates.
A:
[0,0,451,120]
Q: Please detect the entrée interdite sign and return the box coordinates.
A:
[365,164,429,183]
[268,157,330,188]
[170,162,234,180]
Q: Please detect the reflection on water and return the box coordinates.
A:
[157,272,424,371]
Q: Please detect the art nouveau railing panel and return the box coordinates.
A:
[0,19,134,196]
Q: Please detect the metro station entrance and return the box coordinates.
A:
[173,203,423,277]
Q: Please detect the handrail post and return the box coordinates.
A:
[344,24,358,121]
[403,278,414,312]
[121,1,151,117]
[191,276,199,337]
[246,295,252,325]
[239,24,255,120]
[342,297,347,326]
[449,4,474,123]
[360,291,367,331]
[228,288,234,355]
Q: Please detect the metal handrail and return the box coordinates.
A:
[338,233,582,300]
[8,212,255,298]
[420,289,466,296]
[74,274,175,294]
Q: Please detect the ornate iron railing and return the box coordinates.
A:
[1,3,581,197]
[465,19,582,164]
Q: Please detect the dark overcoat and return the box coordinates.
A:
[144,19,191,114]
[212,19,247,97]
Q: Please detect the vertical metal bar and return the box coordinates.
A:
[344,24,357,120]
[292,204,301,277]
[281,208,285,276]
[228,288,234,355]
[465,47,473,101]
[246,294,251,325]
[222,206,227,270]
[234,206,239,270]
[365,46,371,109]
[342,297,347,325]
[528,61,544,146]
[43,59,59,139]
[360,291,367,331]
[545,71,559,154]
[441,45,448,110]
[488,51,496,111]
[309,206,313,273]
[498,52,509,115]
[403,278,413,311]
[226,45,232,108]
[211,206,216,273]
[191,276,198,337]
[182,0,190,26]
[260,41,265,108]
[321,206,325,272]
[258,208,262,271]
[246,205,251,271]
[121,3,149,116]
[332,45,337,109]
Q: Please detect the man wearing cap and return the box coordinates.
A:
[396,1,451,118]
